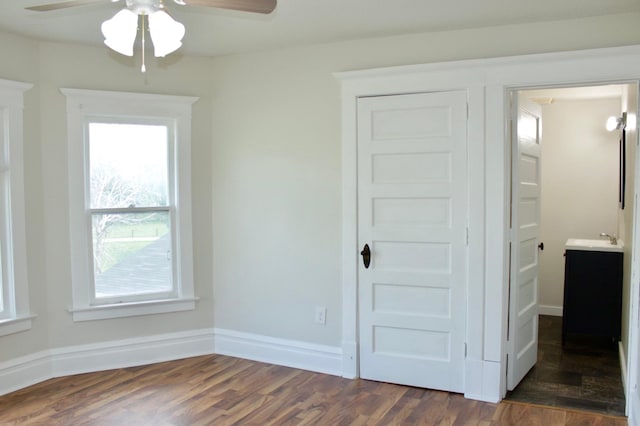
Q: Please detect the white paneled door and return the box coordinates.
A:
[357,91,468,393]
[507,95,542,390]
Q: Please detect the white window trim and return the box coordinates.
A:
[0,78,34,337]
[62,88,199,322]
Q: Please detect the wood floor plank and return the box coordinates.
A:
[564,411,628,426]
[0,354,629,425]
[493,403,579,426]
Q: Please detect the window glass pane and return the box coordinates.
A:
[0,244,4,312]
[92,211,172,299]
[0,177,6,316]
[0,241,3,314]
[89,123,169,209]
[0,119,6,315]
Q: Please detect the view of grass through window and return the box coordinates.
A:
[93,216,169,273]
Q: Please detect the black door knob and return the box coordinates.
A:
[361,244,371,269]
[538,242,544,251]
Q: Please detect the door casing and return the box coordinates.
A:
[337,45,640,407]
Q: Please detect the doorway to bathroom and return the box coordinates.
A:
[505,82,638,416]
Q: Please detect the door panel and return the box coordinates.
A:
[508,95,542,390]
[357,91,468,393]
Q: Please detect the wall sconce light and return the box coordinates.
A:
[606,112,627,132]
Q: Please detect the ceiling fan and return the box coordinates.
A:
[26,0,277,70]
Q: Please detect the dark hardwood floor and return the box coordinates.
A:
[506,315,626,416]
[0,353,627,425]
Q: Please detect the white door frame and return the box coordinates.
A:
[506,82,637,390]
[336,44,640,409]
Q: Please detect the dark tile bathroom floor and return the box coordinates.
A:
[505,315,626,416]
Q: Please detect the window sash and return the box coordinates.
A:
[88,207,177,305]
[0,112,7,319]
[85,118,178,306]
[0,170,11,320]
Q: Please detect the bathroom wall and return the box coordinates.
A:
[538,96,621,313]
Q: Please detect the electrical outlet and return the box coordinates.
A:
[315,306,327,324]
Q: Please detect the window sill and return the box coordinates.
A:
[0,314,37,337]
[68,297,199,322]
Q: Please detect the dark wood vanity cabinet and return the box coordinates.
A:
[562,249,623,344]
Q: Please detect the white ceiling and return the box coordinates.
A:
[1,0,639,57]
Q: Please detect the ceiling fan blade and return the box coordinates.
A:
[180,0,276,14]
[26,0,106,12]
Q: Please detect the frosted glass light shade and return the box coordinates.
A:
[606,113,627,131]
[607,116,621,131]
[148,10,185,57]
[101,9,139,56]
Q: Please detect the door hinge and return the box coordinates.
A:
[464,342,467,358]
[466,227,469,246]
[466,103,469,119]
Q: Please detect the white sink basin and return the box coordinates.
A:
[565,238,623,252]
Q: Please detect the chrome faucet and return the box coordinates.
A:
[600,232,618,245]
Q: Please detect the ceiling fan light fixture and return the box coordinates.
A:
[148,10,185,57]
[101,8,138,56]
[30,0,277,68]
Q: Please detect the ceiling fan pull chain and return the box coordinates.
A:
[140,14,146,73]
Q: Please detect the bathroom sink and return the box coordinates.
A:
[565,238,623,253]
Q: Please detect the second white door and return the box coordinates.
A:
[357,91,468,393]
[507,94,542,390]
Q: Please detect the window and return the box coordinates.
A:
[63,89,198,321]
[0,79,34,337]
[89,121,173,303]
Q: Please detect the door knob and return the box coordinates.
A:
[538,242,544,251]
[361,244,371,269]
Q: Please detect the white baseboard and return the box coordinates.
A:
[539,305,563,316]
[620,341,628,398]
[51,329,216,377]
[0,327,343,397]
[213,328,343,377]
[0,351,52,396]
[0,328,215,397]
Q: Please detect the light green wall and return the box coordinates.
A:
[1,11,640,360]
[0,39,216,361]
[37,43,216,349]
[621,84,638,367]
[0,32,48,361]
[209,13,640,345]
